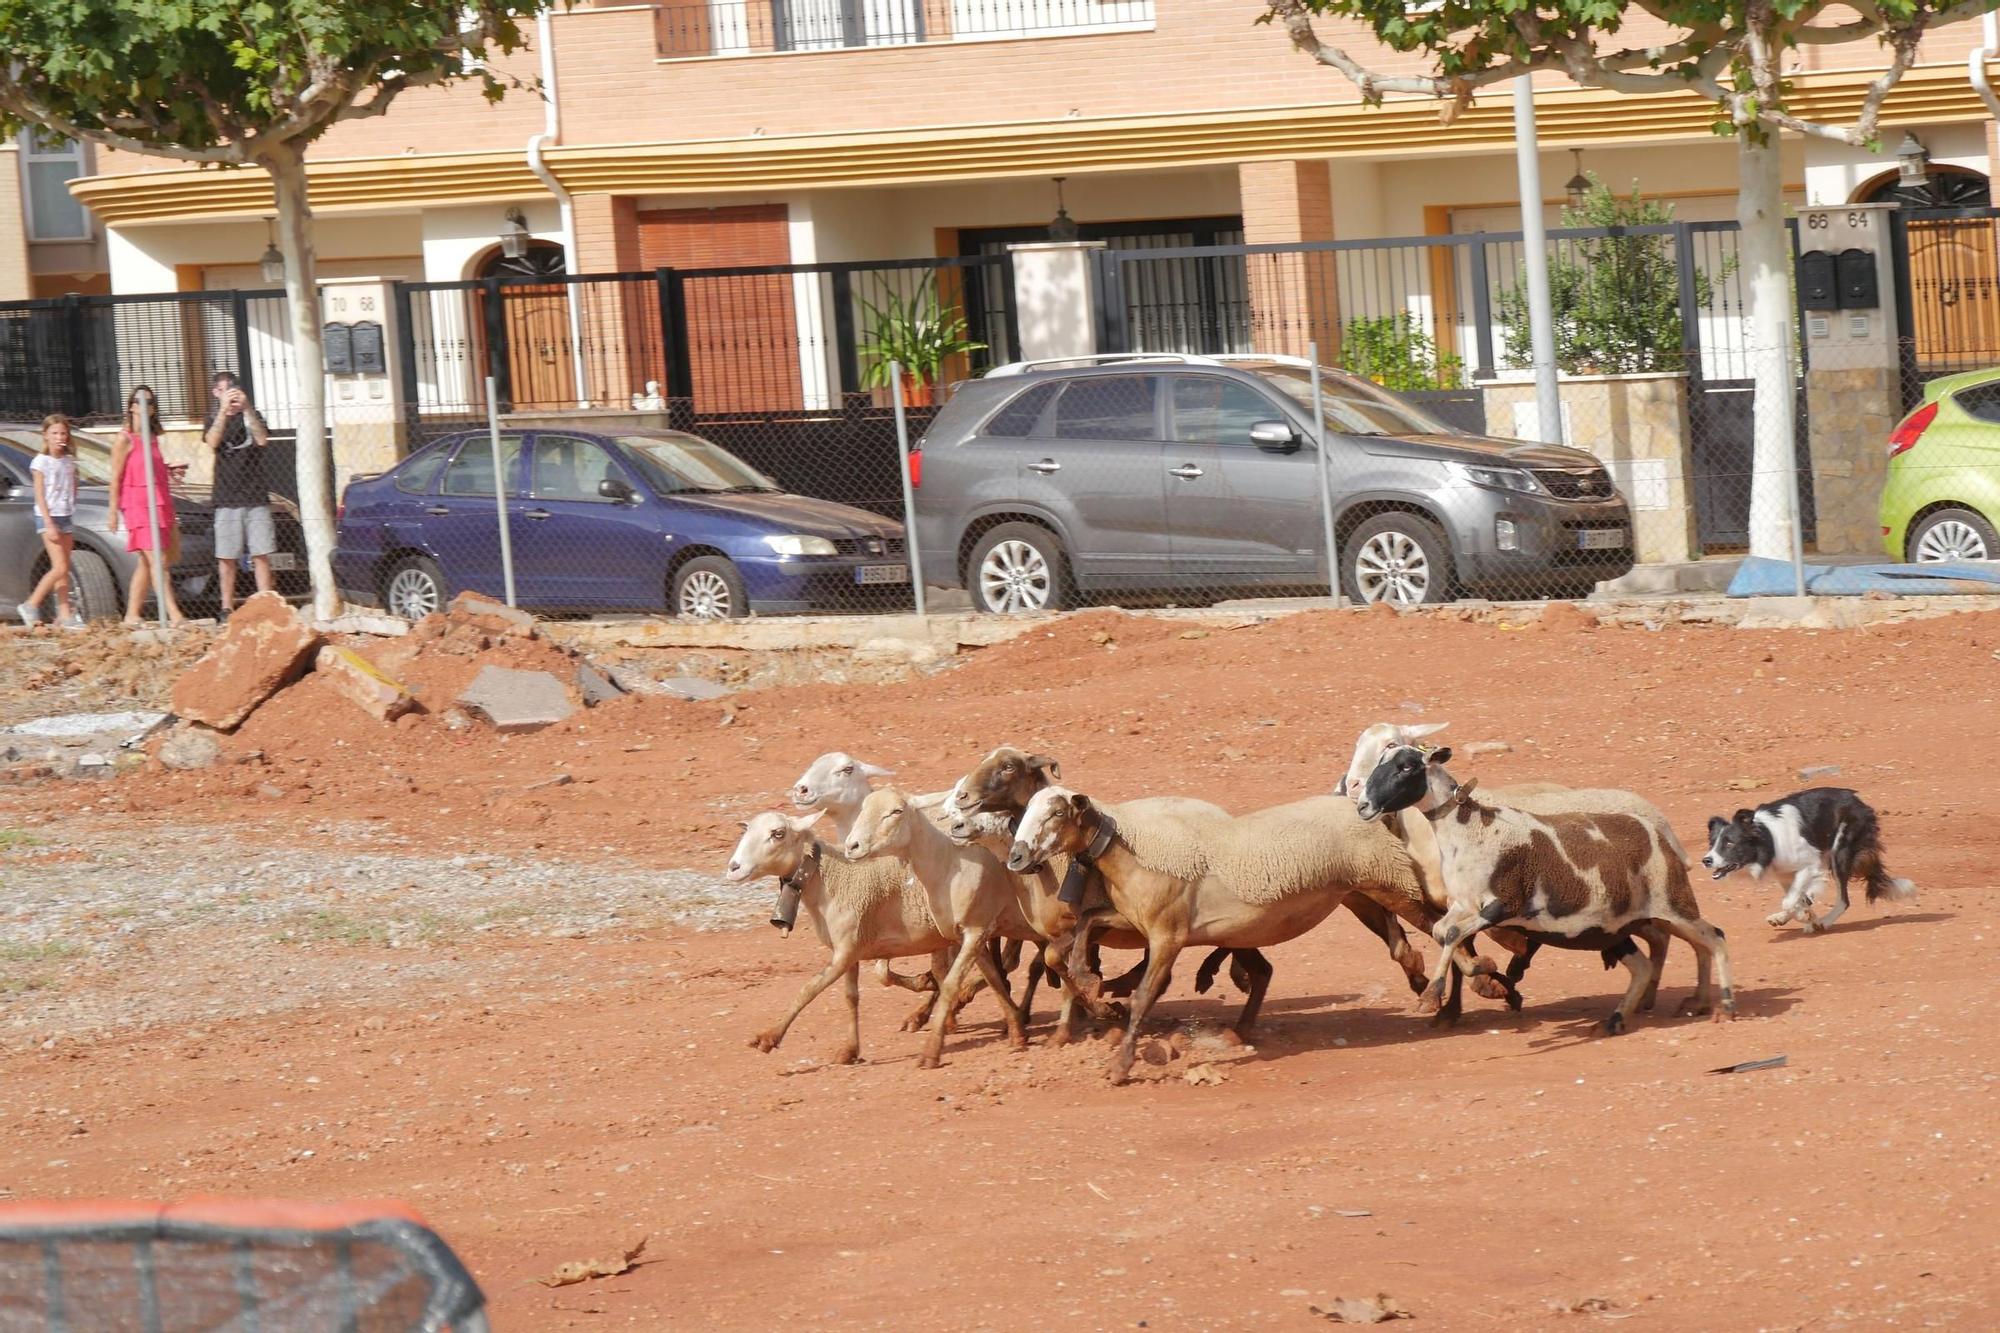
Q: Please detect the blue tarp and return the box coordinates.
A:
[1727,555,2000,597]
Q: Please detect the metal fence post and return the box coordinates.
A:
[657,269,694,402]
[889,361,927,617]
[62,296,92,418]
[481,278,512,413]
[391,283,422,436]
[1307,341,1342,606]
[484,375,517,608]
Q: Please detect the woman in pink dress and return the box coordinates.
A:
[106,384,187,625]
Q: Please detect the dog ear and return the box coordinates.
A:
[1707,815,1728,837]
[1733,808,1757,825]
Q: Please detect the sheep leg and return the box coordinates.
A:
[1100,947,1152,999]
[900,948,955,1032]
[1664,917,1736,1022]
[970,937,1030,1051]
[877,960,938,994]
[1435,950,1466,1027]
[1229,949,1274,1040]
[919,927,1000,1069]
[834,964,863,1064]
[1019,953,1044,1029]
[1344,895,1429,997]
[1602,944,1656,1037]
[1633,925,1670,1011]
[1423,901,1508,1012]
[751,944,859,1055]
[1108,934,1186,1085]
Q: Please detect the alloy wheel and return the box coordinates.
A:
[679,569,734,620]
[387,568,441,620]
[1354,531,1431,606]
[1914,518,1990,563]
[978,540,1052,613]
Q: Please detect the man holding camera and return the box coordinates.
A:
[204,371,274,616]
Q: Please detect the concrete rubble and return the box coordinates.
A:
[168,592,324,731]
[315,645,420,722]
[456,665,576,734]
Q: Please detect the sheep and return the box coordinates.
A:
[1008,784,1434,1083]
[844,786,1035,1068]
[726,809,963,1065]
[1338,722,1683,1023]
[791,750,1030,1026]
[1354,745,1735,1033]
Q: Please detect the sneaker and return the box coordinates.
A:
[59,614,87,631]
[16,603,39,627]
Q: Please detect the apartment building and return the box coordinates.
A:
[1,132,109,300]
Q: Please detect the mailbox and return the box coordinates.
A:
[1837,248,1880,309]
[322,322,354,375]
[1797,250,1838,312]
[350,320,386,375]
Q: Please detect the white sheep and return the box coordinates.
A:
[1354,744,1735,1033]
[725,810,960,1065]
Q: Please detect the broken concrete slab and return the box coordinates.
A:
[448,591,536,633]
[575,662,625,707]
[8,711,169,742]
[168,592,324,731]
[316,613,411,637]
[315,645,420,722]
[456,665,575,733]
[158,727,223,771]
[656,675,732,702]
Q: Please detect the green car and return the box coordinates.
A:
[1881,366,2000,563]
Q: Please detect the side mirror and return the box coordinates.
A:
[1250,420,1301,453]
[598,477,636,503]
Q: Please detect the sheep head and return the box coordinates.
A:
[845,787,914,860]
[1355,744,1455,822]
[726,809,824,882]
[1008,785,1094,873]
[949,745,1062,818]
[792,752,894,814]
[1337,721,1449,797]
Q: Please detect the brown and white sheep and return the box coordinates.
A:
[1008,785,1433,1083]
[1354,745,1735,1033]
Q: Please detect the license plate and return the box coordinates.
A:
[268,552,299,571]
[856,564,910,585]
[1576,528,1626,550]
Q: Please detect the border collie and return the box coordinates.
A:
[1702,787,1915,933]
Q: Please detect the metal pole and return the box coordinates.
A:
[1307,341,1342,605]
[137,398,169,628]
[889,361,927,617]
[485,375,517,608]
[1513,77,1564,445]
[1787,448,1808,596]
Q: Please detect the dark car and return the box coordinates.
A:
[910,354,1635,609]
[1,426,310,622]
[334,427,910,620]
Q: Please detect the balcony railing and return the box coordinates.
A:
[655,0,1155,58]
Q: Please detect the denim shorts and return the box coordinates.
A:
[214,505,276,560]
[34,514,73,536]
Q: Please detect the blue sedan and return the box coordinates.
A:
[334,428,910,620]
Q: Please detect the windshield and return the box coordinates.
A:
[615,434,780,495]
[0,430,117,485]
[1258,366,1450,437]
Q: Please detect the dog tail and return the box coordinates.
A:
[1854,839,1916,904]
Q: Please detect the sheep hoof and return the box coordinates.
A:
[833,1045,860,1066]
[1429,1006,1461,1029]
[749,1031,781,1053]
[1712,1002,1736,1024]
[1469,974,1510,1003]
[1048,1027,1073,1048]
[916,1051,942,1070]
[1676,998,1712,1019]
[1106,1056,1134,1086]
[1603,1012,1626,1036]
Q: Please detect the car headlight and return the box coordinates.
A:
[1458,464,1542,494]
[763,534,838,557]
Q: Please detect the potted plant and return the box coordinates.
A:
[856,276,986,407]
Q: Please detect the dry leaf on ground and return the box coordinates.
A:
[539,1237,648,1288]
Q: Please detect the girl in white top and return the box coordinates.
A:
[21,413,83,628]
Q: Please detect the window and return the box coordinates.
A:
[1052,376,1158,441]
[20,130,89,242]
[1258,366,1448,437]
[1172,377,1287,446]
[1955,383,2000,424]
[394,445,451,495]
[439,434,525,497]
[985,382,1058,437]
[613,434,778,495]
[533,436,629,502]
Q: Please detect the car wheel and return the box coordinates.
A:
[969,522,1070,615]
[383,555,447,621]
[1342,512,1453,606]
[1908,507,1999,563]
[64,549,120,622]
[673,556,749,620]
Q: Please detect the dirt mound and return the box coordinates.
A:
[2,624,213,725]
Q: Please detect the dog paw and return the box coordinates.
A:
[1800,918,1823,935]
[1765,911,1792,928]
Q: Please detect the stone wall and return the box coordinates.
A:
[1804,366,1897,556]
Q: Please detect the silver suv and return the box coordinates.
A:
[909,354,1634,611]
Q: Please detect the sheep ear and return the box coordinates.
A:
[856,761,895,780]
[785,809,826,833]
[1066,791,1093,817]
[736,820,749,831]
[1402,722,1449,740]
[1027,753,1061,780]
[1428,746,1453,765]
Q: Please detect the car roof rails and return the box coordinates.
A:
[982,352,1322,377]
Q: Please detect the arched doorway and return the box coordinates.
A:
[471,240,577,410]
[1857,166,2000,370]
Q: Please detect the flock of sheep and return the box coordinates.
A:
[724,723,1741,1083]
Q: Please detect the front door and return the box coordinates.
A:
[1012,374,1170,586]
[426,433,526,601]
[514,434,664,609]
[1163,374,1320,587]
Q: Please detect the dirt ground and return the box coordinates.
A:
[4,604,2000,1330]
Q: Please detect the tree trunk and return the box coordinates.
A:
[263,144,339,620]
[1737,131,1802,564]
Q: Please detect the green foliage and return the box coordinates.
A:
[0,3,539,155]
[1495,178,1722,376]
[1339,312,1464,391]
[855,276,987,388]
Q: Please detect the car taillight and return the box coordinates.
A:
[907,446,922,490]
[1888,401,1938,458]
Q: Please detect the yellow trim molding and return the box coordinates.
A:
[72,62,1994,224]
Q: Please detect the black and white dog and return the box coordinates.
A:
[1702,787,1915,933]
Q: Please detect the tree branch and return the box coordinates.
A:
[0,88,243,164]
